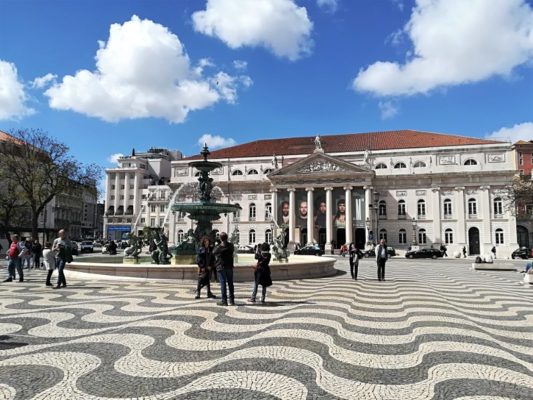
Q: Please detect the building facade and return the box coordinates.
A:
[513,140,533,247]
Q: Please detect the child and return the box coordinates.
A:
[249,242,272,304]
[42,242,55,287]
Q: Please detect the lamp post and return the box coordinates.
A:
[365,217,371,245]
[411,217,418,246]
[373,192,379,242]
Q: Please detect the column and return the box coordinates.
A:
[271,189,278,235]
[364,186,372,244]
[288,188,296,243]
[114,173,120,211]
[133,173,140,214]
[480,186,491,252]
[344,186,353,244]
[431,187,441,244]
[306,187,314,244]
[325,187,333,252]
[124,173,130,212]
[455,187,466,245]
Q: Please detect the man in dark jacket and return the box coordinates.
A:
[213,232,235,306]
[375,239,389,281]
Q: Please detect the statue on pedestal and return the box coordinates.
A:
[124,233,142,259]
[271,224,289,262]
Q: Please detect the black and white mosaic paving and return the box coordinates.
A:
[0,259,532,399]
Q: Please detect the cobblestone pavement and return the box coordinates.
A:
[0,258,532,399]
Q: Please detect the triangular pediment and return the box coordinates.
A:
[269,152,372,179]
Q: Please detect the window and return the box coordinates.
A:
[413,161,426,168]
[519,152,523,165]
[443,198,452,217]
[445,228,453,244]
[265,202,272,220]
[248,169,258,175]
[110,195,115,200]
[378,200,387,216]
[394,162,407,169]
[464,159,477,165]
[249,203,256,221]
[493,197,503,215]
[468,198,477,216]
[379,229,387,241]
[398,200,406,216]
[159,218,164,226]
[150,205,156,212]
[232,169,243,176]
[111,185,115,190]
[177,230,184,243]
[129,195,134,200]
[150,218,155,227]
[418,228,427,244]
[121,185,125,189]
[495,228,504,244]
[417,199,426,217]
[399,229,407,244]
[140,218,145,224]
[120,195,124,200]
[375,163,387,169]
[265,229,273,243]
[264,168,274,174]
[160,205,165,212]
[249,229,256,244]
[130,185,134,190]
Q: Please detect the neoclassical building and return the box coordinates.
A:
[167,130,518,257]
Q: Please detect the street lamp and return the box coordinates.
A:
[373,192,379,242]
[411,217,418,245]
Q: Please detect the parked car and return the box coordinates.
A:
[511,247,533,259]
[294,244,324,256]
[405,247,444,259]
[237,245,255,254]
[363,247,396,258]
[80,240,94,253]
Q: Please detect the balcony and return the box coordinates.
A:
[443,214,453,219]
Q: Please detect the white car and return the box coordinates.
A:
[80,240,94,253]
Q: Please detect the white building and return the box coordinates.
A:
[167,130,518,257]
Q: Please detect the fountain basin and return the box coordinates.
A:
[67,255,337,281]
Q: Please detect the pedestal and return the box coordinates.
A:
[123,257,140,265]
[172,255,196,265]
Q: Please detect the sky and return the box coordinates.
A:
[1,0,533,173]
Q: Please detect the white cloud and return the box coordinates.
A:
[45,15,251,123]
[31,73,57,89]
[107,153,124,164]
[233,60,248,70]
[317,0,338,13]
[192,0,313,61]
[0,60,34,120]
[378,101,399,119]
[354,0,533,96]
[485,122,533,143]
[198,133,237,149]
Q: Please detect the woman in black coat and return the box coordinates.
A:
[249,242,272,304]
[195,237,216,299]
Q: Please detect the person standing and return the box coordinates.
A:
[42,242,55,286]
[3,235,24,282]
[213,232,235,306]
[491,245,496,259]
[52,229,72,289]
[349,242,363,280]
[440,244,448,257]
[195,237,216,299]
[249,242,272,304]
[375,239,389,281]
[462,246,467,258]
[33,240,43,269]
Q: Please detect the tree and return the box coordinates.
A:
[505,175,533,217]
[0,129,102,240]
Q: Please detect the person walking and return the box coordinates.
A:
[349,242,363,280]
[249,242,272,304]
[491,245,496,259]
[33,240,43,269]
[213,232,235,306]
[52,229,72,289]
[375,239,389,282]
[462,246,467,258]
[3,235,24,282]
[42,242,55,286]
[440,244,448,257]
[195,236,217,299]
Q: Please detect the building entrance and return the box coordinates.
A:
[355,228,366,249]
[468,227,480,255]
[336,228,345,248]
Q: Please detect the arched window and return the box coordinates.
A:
[417,199,426,217]
[394,162,407,169]
[265,202,272,220]
[399,229,407,244]
[177,230,184,243]
[464,159,478,166]
[375,163,387,169]
[249,203,256,221]
[265,229,273,243]
[232,169,243,176]
[443,198,452,217]
[248,169,258,175]
[378,200,387,216]
[379,229,387,241]
[264,168,273,175]
[413,161,426,168]
[493,197,503,215]
[468,198,477,216]
[445,228,453,244]
[249,229,256,244]
[495,228,504,244]
[398,200,406,216]
[418,228,427,244]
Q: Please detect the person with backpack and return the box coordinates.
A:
[52,229,73,289]
[249,242,272,304]
[194,236,216,300]
[3,235,24,282]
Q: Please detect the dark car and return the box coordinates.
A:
[511,247,533,259]
[405,248,443,259]
[363,247,396,258]
[294,244,324,256]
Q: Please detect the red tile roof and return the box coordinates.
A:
[185,129,503,160]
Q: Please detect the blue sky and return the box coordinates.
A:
[1,0,532,171]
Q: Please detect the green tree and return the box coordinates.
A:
[0,129,101,240]
[506,175,533,217]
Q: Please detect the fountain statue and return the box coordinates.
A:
[123,233,143,264]
[151,229,172,265]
